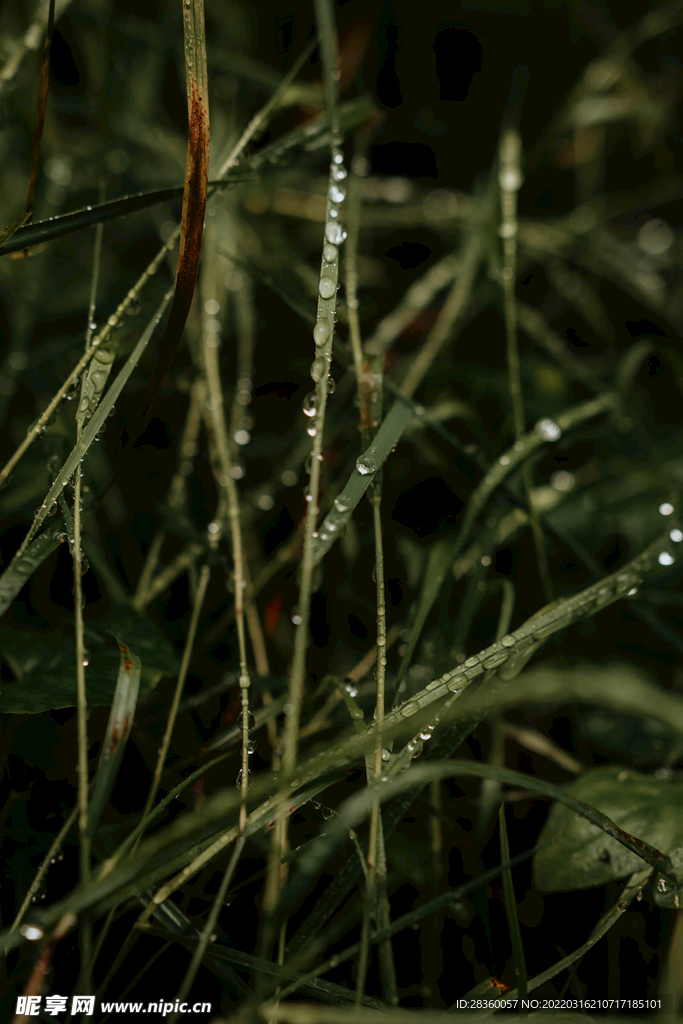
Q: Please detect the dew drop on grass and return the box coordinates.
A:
[535,418,562,441]
[329,185,346,204]
[356,454,378,475]
[400,700,420,717]
[323,244,337,263]
[307,423,317,437]
[659,551,674,566]
[313,321,330,347]
[319,277,336,299]
[345,682,358,697]
[310,357,326,382]
[303,392,317,417]
[334,496,350,513]
[235,769,252,790]
[239,711,256,730]
[334,166,347,181]
[501,635,516,647]
[325,223,347,245]
[670,529,683,543]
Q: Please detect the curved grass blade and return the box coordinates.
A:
[86,639,142,840]
[18,288,173,558]
[495,866,652,1004]
[0,518,70,619]
[0,181,242,259]
[135,0,210,418]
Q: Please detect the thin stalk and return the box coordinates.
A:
[169,835,247,1024]
[140,563,211,825]
[356,489,389,1006]
[399,230,482,399]
[345,137,369,398]
[72,182,107,983]
[499,803,528,998]
[133,377,206,613]
[499,126,552,603]
[199,221,252,834]
[260,0,344,975]
[9,806,77,940]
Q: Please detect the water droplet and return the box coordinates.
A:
[107,315,118,328]
[291,609,303,625]
[446,677,462,693]
[345,682,358,698]
[303,392,317,418]
[326,377,336,395]
[235,768,252,790]
[313,321,330,347]
[329,207,339,218]
[400,701,420,718]
[333,152,344,165]
[419,727,433,741]
[381,748,391,761]
[334,496,350,513]
[329,185,346,204]
[626,586,639,598]
[334,166,347,181]
[659,551,675,566]
[247,738,256,754]
[501,635,516,647]
[670,529,683,543]
[499,455,510,466]
[319,276,336,300]
[310,357,327,382]
[657,877,670,893]
[356,454,378,475]
[325,222,347,245]
[535,418,562,441]
[464,656,479,669]
[321,805,333,819]
[659,502,674,516]
[239,711,256,731]
[307,423,317,437]
[323,243,337,263]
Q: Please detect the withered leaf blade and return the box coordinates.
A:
[143,0,210,419]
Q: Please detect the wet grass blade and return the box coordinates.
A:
[0,181,244,258]
[143,0,210,418]
[87,639,142,840]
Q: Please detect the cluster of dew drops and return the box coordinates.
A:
[235,709,256,790]
[302,149,348,441]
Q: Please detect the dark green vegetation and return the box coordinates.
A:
[0,0,683,1020]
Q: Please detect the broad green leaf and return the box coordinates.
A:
[534,764,683,892]
[0,614,175,713]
